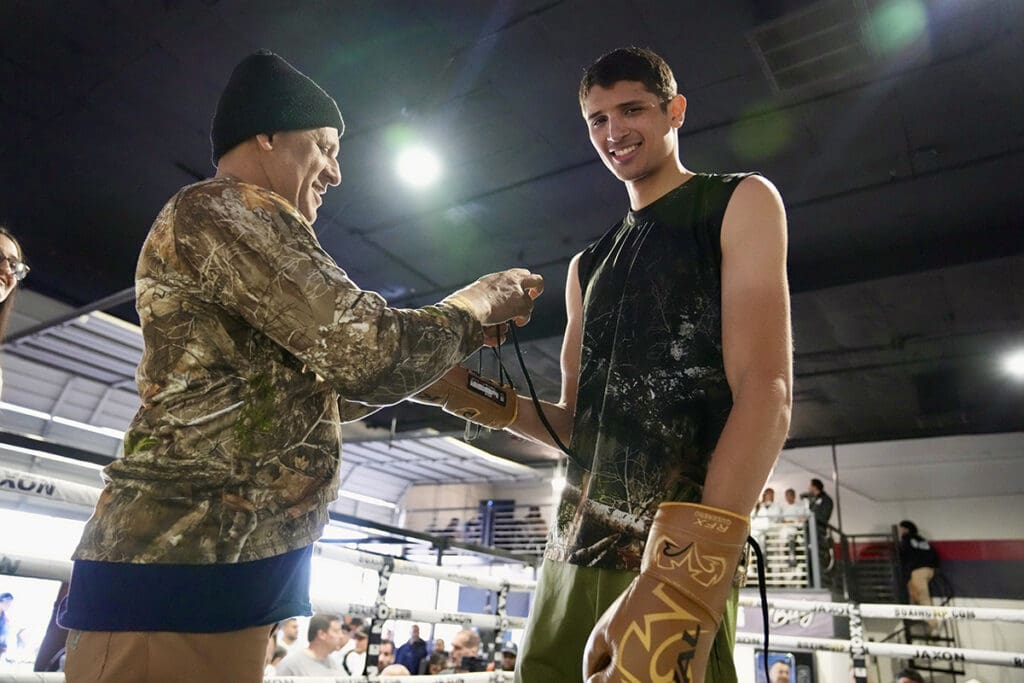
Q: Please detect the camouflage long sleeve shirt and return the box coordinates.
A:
[73,178,482,565]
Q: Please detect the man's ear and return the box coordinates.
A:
[669,94,687,129]
[255,132,276,151]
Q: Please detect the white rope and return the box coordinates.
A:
[0,552,72,582]
[0,466,538,595]
[308,596,526,630]
[6,469,1024,672]
[0,673,513,683]
[737,633,1024,668]
[738,595,1024,624]
[264,674,511,683]
[0,467,101,509]
[0,551,527,629]
[315,544,535,592]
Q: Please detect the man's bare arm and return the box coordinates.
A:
[701,175,794,517]
[504,252,584,452]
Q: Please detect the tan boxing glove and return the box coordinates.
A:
[413,366,518,429]
[584,502,749,683]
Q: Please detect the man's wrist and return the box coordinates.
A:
[444,293,486,321]
[439,298,485,353]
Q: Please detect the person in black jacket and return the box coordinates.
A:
[898,520,940,633]
[807,478,833,530]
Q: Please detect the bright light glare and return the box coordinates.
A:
[551,475,566,495]
[1004,349,1024,380]
[396,146,442,188]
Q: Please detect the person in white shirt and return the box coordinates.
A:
[779,488,809,567]
[275,617,303,653]
[274,614,343,676]
[340,629,369,675]
[751,487,779,555]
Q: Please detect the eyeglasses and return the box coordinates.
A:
[0,255,29,282]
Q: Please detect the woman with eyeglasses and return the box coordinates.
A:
[0,227,29,343]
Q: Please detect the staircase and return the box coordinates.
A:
[844,533,964,682]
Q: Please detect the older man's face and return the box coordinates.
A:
[450,633,478,667]
[259,127,341,223]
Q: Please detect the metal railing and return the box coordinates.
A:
[405,503,552,559]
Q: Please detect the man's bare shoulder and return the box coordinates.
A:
[730,174,784,211]
[721,174,787,245]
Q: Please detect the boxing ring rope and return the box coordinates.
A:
[0,551,527,631]
[738,595,1024,624]
[0,465,539,597]
[0,675,513,683]
[736,633,1024,669]
[314,544,536,592]
[3,467,1024,676]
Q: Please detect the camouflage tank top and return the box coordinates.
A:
[546,173,753,571]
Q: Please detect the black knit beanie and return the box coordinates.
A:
[210,50,345,165]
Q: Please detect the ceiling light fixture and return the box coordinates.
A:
[0,401,53,421]
[339,490,398,509]
[1004,349,1024,380]
[0,401,125,440]
[396,145,442,188]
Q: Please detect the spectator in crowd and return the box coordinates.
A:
[418,635,447,673]
[0,593,12,659]
[895,667,925,683]
[341,628,368,675]
[426,651,449,674]
[277,617,301,652]
[751,487,778,557]
[377,638,395,669]
[395,624,428,673]
[499,641,518,671]
[380,663,412,676]
[807,478,834,530]
[779,488,808,567]
[274,614,344,676]
[263,640,287,677]
[780,488,804,518]
[754,487,777,518]
[806,478,835,577]
[442,628,481,672]
[898,520,941,633]
[34,584,71,672]
[0,228,28,347]
[769,658,791,683]
[330,620,355,666]
[0,228,28,402]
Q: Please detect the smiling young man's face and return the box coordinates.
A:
[583,80,683,185]
[259,126,341,223]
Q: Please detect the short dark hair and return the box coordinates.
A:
[429,652,449,667]
[899,520,918,536]
[578,47,676,113]
[810,478,825,491]
[895,668,925,683]
[308,613,339,642]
